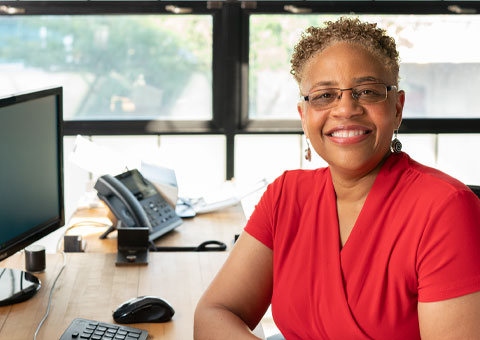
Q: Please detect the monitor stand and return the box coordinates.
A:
[0,268,41,306]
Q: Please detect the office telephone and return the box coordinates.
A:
[94,169,183,241]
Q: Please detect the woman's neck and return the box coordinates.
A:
[330,152,391,202]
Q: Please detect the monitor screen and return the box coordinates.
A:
[0,87,64,262]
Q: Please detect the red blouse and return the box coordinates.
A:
[244,152,480,340]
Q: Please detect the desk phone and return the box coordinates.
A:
[95,169,182,241]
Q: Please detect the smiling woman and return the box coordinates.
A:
[194,17,480,340]
[296,40,404,179]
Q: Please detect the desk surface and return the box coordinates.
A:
[0,252,228,340]
[67,203,246,252]
[0,204,250,340]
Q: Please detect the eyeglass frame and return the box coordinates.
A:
[302,83,398,109]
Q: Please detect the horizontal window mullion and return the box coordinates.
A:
[63,120,223,135]
[400,119,480,134]
[0,1,216,15]
[245,1,480,15]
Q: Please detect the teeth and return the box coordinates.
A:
[331,130,367,138]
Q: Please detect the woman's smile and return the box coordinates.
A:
[325,125,372,144]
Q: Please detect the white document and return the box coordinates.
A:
[141,161,178,208]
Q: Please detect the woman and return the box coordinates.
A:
[194,17,480,339]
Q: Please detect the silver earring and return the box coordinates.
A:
[390,129,402,153]
[304,138,312,162]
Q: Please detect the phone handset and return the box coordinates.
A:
[95,174,152,230]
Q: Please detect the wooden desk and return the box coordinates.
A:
[0,252,228,340]
[66,203,246,253]
[0,204,267,340]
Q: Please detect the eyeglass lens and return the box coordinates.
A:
[307,83,388,109]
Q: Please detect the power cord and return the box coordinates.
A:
[33,222,71,340]
[66,221,111,229]
[33,251,66,340]
[61,220,112,250]
[149,240,227,252]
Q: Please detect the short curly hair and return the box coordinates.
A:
[290,17,400,85]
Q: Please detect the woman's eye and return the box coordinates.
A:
[357,88,381,97]
[358,89,376,96]
[312,92,334,101]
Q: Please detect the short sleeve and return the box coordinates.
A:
[243,172,287,250]
[417,189,480,302]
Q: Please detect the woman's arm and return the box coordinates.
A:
[194,232,273,340]
[418,291,480,340]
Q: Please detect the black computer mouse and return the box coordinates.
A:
[113,296,175,324]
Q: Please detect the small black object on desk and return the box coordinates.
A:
[64,235,85,252]
[116,227,149,266]
[113,296,175,324]
[24,244,46,273]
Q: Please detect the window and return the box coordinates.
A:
[0,14,212,120]
[1,1,480,182]
[249,14,480,120]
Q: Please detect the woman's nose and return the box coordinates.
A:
[330,90,364,119]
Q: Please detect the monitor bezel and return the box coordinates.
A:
[0,87,64,261]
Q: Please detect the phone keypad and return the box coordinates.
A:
[142,198,177,228]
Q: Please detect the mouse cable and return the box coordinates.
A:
[149,240,227,252]
[33,229,69,340]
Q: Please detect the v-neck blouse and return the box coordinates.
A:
[244,152,480,340]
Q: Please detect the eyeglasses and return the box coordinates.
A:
[302,83,397,110]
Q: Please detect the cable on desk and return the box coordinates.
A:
[149,240,227,252]
[66,221,112,232]
[33,251,66,340]
[64,210,112,234]
[33,228,70,340]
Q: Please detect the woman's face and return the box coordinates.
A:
[298,42,405,177]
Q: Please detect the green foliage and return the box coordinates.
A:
[0,15,212,118]
[248,15,339,117]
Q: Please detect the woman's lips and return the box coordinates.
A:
[325,126,372,144]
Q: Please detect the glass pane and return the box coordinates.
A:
[250,14,480,119]
[90,135,226,198]
[0,15,212,120]
[437,134,480,186]
[63,136,90,220]
[235,134,302,184]
[400,134,437,168]
[152,135,226,198]
[235,134,302,219]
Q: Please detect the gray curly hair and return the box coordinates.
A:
[290,17,400,85]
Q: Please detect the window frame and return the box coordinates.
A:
[241,1,480,133]
[2,1,480,180]
[1,1,224,135]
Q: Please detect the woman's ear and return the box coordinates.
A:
[395,90,405,129]
[298,102,309,139]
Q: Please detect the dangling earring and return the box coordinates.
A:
[304,138,312,162]
[390,129,402,153]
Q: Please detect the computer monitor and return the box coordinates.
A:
[0,87,64,306]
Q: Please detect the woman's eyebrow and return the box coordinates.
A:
[310,76,381,90]
[353,76,380,83]
[310,80,336,88]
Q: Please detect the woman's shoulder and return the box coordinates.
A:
[399,153,474,200]
[264,167,330,202]
[274,167,330,186]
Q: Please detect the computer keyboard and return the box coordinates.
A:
[59,318,148,340]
